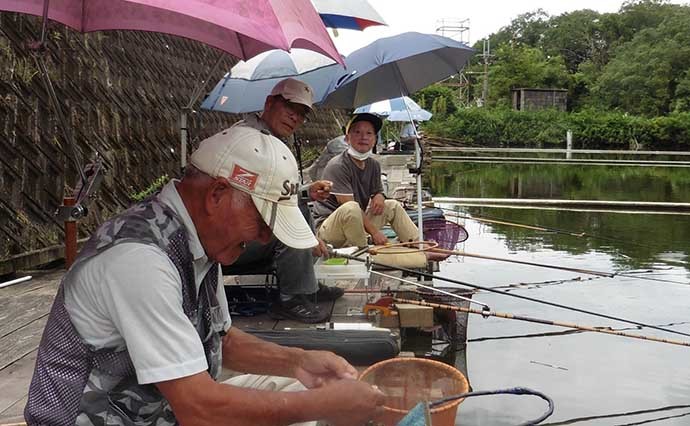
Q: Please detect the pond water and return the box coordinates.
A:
[428,160,690,425]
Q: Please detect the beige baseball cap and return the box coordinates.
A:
[269,78,314,110]
[190,125,318,249]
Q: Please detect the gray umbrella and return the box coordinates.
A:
[323,32,474,241]
[323,32,474,108]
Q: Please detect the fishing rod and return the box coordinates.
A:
[431,247,690,285]
[443,209,585,238]
[369,269,490,310]
[394,298,690,348]
[433,249,615,278]
[440,208,664,250]
[368,242,614,277]
[336,252,690,338]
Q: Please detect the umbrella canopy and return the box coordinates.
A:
[201,48,341,114]
[312,0,386,30]
[0,0,342,63]
[354,96,432,122]
[323,32,474,108]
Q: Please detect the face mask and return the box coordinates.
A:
[347,146,372,161]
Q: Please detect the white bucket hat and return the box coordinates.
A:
[190,126,317,249]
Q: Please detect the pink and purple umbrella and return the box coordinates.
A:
[0,0,343,63]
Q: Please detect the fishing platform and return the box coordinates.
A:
[0,153,474,425]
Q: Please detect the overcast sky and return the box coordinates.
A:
[331,0,688,54]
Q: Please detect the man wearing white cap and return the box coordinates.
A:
[26,126,383,426]
[226,77,342,324]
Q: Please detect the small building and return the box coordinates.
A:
[511,88,568,112]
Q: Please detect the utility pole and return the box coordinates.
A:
[481,38,491,106]
[435,18,471,107]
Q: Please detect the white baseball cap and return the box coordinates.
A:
[270,78,314,110]
[190,125,318,249]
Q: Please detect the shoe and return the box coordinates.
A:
[315,283,344,302]
[270,295,329,324]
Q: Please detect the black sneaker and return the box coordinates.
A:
[315,283,345,302]
[270,295,329,324]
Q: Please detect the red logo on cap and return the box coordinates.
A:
[230,165,259,190]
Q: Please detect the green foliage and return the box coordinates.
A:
[473,0,690,115]
[592,7,690,116]
[425,107,690,149]
[412,84,457,116]
[130,175,169,202]
[487,45,571,107]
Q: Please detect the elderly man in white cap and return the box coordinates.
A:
[25,126,384,426]
[225,78,343,324]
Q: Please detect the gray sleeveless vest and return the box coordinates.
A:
[25,197,225,426]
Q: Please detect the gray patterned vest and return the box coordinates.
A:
[25,197,225,426]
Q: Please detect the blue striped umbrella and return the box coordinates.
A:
[354,96,432,122]
[313,0,386,30]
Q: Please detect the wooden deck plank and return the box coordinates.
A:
[0,290,54,339]
[0,318,47,372]
[0,350,36,422]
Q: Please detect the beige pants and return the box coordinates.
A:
[222,374,316,426]
[318,200,419,248]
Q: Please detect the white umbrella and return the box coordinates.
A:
[201,49,340,114]
[354,96,432,122]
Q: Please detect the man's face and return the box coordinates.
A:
[204,184,273,265]
[346,120,377,154]
[262,95,309,138]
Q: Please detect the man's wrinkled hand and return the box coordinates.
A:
[293,350,357,389]
[371,230,388,246]
[322,380,385,426]
[309,180,332,202]
[312,238,329,258]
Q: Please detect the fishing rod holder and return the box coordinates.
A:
[54,154,105,222]
[55,204,88,222]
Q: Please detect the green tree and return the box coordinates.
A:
[591,8,690,116]
[541,10,606,73]
[488,45,570,107]
[413,84,457,116]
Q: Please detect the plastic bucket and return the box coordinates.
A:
[359,358,469,426]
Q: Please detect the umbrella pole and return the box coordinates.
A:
[397,89,424,241]
[180,52,224,170]
[415,142,423,241]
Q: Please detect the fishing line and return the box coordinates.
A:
[440,208,666,250]
[429,247,690,286]
[337,252,690,338]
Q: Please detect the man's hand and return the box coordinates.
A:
[369,193,385,216]
[309,180,332,202]
[371,230,388,246]
[293,350,357,389]
[322,380,386,426]
[312,237,329,258]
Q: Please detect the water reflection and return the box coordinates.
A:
[438,209,690,425]
[430,162,690,203]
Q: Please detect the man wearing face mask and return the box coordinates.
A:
[313,113,419,249]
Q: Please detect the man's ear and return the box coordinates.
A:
[205,178,229,214]
[264,96,275,113]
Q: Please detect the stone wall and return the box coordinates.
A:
[0,13,345,272]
